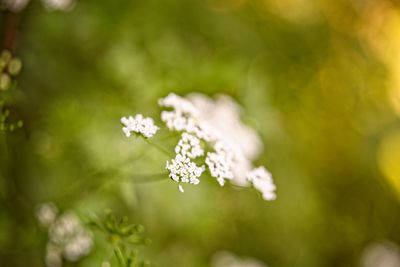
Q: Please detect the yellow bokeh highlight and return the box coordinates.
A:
[378,130,400,199]
[358,1,400,117]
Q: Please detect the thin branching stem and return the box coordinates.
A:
[142,137,174,157]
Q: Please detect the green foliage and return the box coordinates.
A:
[89,211,151,267]
[0,50,23,132]
[0,99,23,132]
[1,1,400,267]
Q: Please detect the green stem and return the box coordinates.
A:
[142,138,174,158]
[60,171,168,204]
[128,173,168,183]
[114,246,125,267]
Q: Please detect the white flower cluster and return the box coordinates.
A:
[166,153,205,190]
[205,142,234,186]
[160,93,234,189]
[121,114,159,138]
[157,93,276,200]
[121,92,276,200]
[175,132,204,159]
[35,203,93,267]
[159,94,199,132]
[166,133,206,192]
[1,0,74,12]
[36,202,59,228]
[246,166,276,201]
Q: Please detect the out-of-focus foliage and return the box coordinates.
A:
[1,0,400,266]
[89,211,151,267]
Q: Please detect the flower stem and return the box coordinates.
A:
[142,138,174,158]
[130,172,168,183]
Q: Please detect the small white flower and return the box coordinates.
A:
[47,211,93,263]
[205,142,235,186]
[212,251,267,267]
[158,93,199,116]
[166,154,205,185]
[175,132,204,159]
[121,114,159,138]
[189,121,217,142]
[160,110,193,131]
[63,231,92,261]
[41,0,74,11]
[246,166,276,201]
[36,202,59,228]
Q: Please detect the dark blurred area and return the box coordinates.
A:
[1,0,400,266]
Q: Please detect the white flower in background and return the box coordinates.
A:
[1,0,29,12]
[36,202,59,228]
[361,241,400,267]
[36,204,93,267]
[246,167,276,201]
[121,114,159,138]
[42,0,74,11]
[49,212,93,262]
[45,244,63,267]
[1,0,74,12]
[212,251,267,267]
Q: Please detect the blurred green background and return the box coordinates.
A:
[1,0,400,266]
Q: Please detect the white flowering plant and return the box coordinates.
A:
[2,5,276,265]
[36,205,151,267]
[121,93,277,201]
[36,203,93,267]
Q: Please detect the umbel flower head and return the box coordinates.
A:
[121,93,277,201]
[121,114,159,138]
[166,154,205,187]
[246,166,276,201]
[205,141,235,186]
